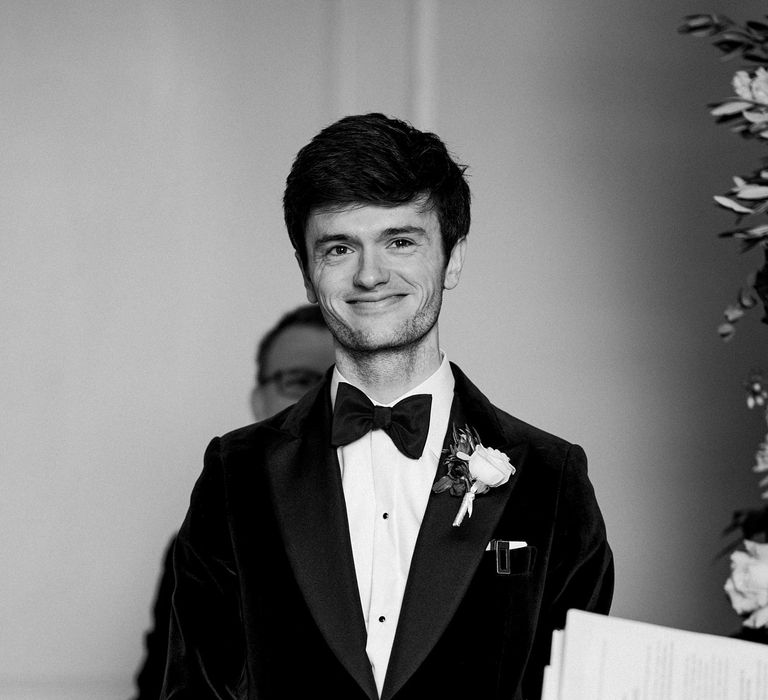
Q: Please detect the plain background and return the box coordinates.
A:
[3,1,768,697]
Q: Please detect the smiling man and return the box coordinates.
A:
[162,114,613,700]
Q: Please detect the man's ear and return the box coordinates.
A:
[295,251,317,303]
[444,237,467,290]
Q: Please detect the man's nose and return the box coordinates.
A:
[353,249,389,289]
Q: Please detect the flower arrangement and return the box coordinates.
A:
[679,12,768,636]
[721,372,768,637]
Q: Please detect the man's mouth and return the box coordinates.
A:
[347,294,404,311]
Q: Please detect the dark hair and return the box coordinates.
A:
[283,113,470,267]
[256,304,328,384]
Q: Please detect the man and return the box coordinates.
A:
[162,113,613,700]
[132,304,333,699]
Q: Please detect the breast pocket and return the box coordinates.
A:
[486,541,536,576]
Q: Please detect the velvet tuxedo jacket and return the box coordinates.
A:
[161,363,613,700]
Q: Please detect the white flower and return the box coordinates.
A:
[467,445,515,487]
[724,540,768,628]
[752,68,768,105]
[732,68,768,106]
[734,71,753,101]
[449,433,516,527]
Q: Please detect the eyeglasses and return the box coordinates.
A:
[260,368,325,399]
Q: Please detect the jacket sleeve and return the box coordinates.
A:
[547,444,614,622]
[160,437,246,699]
[131,535,176,699]
[524,443,614,699]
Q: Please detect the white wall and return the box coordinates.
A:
[3,1,767,697]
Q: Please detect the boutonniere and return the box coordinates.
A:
[432,424,515,527]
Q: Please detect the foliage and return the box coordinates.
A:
[679,13,768,339]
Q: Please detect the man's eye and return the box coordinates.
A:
[328,245,350,256]
[391,239,413,249]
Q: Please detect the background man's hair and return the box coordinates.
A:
[256,304,328,384]
[283,113,471,267]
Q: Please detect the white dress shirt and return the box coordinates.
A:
[330,354,455,697]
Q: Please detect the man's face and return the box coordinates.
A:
[251,323,335,419]
[300,200,465,354]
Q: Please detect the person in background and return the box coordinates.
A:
[249,304,336,420]
[131,304,334,699]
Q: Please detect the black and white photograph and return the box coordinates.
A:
[3,2,768,698]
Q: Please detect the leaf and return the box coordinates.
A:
[736,185,768,199]
[721,225,768,247]
[719,31,755,42]
[717,117,748,131]
[714,195,753,213]
[680,14,714,26]
[718,321,735,340]
[431,475,453,494]
[710,100,753,116]
[739,288,758,308]
[678,15,720,36]
[714,39,745,51]
[743,109,768,124]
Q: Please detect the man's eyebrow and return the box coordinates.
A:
[312,233,354,249]
[381,225,427,237]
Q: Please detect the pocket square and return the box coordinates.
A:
[485,539,527,551]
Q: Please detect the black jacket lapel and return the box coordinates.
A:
[382,364,529,700]
[266,378,378,700]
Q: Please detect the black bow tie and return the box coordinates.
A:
[331,382,432,459]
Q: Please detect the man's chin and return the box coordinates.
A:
[338,336,402,354]
[333,326,431,355]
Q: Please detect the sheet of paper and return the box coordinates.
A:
[549,610,768,700]
[541,628,563,700]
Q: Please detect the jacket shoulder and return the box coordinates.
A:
[489,402,584,474]
[213,404,297,462]
[492,401,573,447]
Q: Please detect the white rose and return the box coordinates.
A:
[724,540,768,628]
[466,445,515,488]
[752,67,768,105]
[733,71,753,101]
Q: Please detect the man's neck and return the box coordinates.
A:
[334,333,442,404]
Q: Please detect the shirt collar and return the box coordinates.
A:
[330,352,454,410]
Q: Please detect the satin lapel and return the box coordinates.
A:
[266,381,377,700]
[382,365,529,700]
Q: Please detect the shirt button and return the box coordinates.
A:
[379,615,386,622]
[382,512,389,519]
